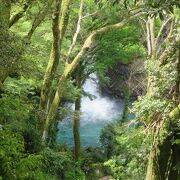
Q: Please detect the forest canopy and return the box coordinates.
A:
[0,0,180,179]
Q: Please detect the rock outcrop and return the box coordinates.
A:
[102,59,146,98]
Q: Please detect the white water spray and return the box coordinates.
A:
[57,74,124,147]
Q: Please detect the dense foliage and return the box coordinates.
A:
[0,0,179,179]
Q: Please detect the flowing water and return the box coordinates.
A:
[57,74,124,147]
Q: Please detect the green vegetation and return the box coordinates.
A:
[0,0,179,179]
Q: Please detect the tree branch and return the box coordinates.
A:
[65,0,84,63]
[40,0,72,115]
[155,16,173,48]
[25,0,53,41]
[157,17,176,56]
[59,0,73,43]
[9,0,32,28]
[146,18,152,56]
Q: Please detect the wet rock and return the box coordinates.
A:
[102,59,146,98]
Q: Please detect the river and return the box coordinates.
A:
[57,74,124,147]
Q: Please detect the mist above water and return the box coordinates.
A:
[57,74,124,147]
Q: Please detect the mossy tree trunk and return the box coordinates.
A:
[41,64,71,143]
[73,68,82,161]
[59,0,72,41]
[40,0,62,112]
[145,147,160,180]
[40,0,72,118]
[145,130,174,180]
[40,0,61,137]
[73,96,81,161]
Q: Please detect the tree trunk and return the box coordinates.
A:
[145,134,173,180]
[40,0,61,138]
[40,0,61,113]
[73,94,81,161]
[73,69,81,161]
[146,15,156,95]
[41,67,69,144]
[40,0,72,115]
[145,101,180,180]
[59,0,72,41]
[145,147,160,180]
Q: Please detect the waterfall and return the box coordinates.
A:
[57,74,124,147]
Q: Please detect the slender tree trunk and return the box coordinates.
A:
[40,0,72,115]
[145,130,178,180]
[41,68,69,143]
[40,0,61,112]
[40,0,61,138]
[146,141,173,180]
[73,97,81,161]
[145,147,160,180]
[146,15,156,95]
[149,16,155,58]
[73,69,81,161]
[59,0,72,41]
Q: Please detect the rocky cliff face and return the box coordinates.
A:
[102,60,146,98]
